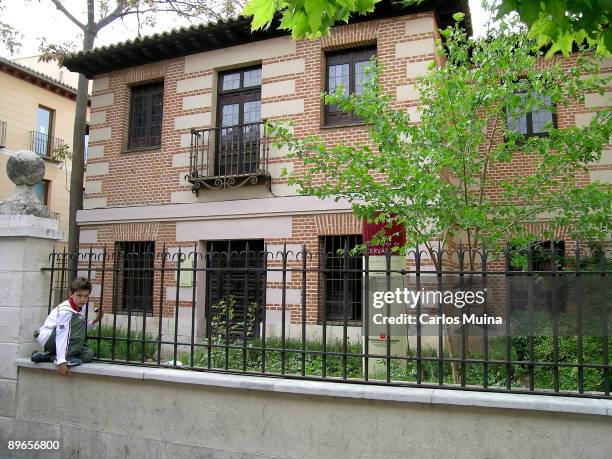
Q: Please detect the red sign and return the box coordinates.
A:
[362,215,406,256]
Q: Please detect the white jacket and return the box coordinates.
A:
[37,300,95,365]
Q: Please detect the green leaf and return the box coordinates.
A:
[452,12,464,23]
[305,0,325,34]
[356,0,378,13]
[242,0,276,31]
[290,11,311,39]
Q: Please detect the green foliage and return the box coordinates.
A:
[51,143,71,163]
[181,337,364,377]
[241,0,609,56]
[0,0,22,55]
[496,0,611,57]
[180,336,610,392]
[270,21,611,263]
[512,335,612,392]
[209,296,258,344]
[87,325,156,361]
[241,0,379,39]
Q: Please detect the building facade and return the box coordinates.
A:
[62,2,610,346]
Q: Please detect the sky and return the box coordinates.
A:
[1,1,494,59]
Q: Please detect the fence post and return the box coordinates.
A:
[0,150,64,424]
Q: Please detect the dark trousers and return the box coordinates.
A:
[44,313,94,362]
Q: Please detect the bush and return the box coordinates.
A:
[87,325,157,361]
[180,337,364,378]
[511,335,612,392]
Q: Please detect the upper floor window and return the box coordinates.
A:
[325,46,376,126]
[128,82,164,150]
[34,106,55,156]
[217,66,262,127]
[216,66,262,176]
[506,92,556,137]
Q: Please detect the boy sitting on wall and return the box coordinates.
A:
[31,277,103,376]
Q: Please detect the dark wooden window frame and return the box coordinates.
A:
[217,66,262,126]
[324,46,376,127]
[505,91,558,139]
[115,241,155,315]
[215,66,262,176]
[127,81,164,151]
[206,239,265,339]
[320,235,364,323]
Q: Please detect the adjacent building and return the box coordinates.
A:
[0,56,90,239]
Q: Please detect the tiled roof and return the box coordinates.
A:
[0,55,85,99]
[63,0,472,78]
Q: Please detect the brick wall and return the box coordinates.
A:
[77,12,611,328]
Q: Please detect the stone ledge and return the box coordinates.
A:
[16,359,612,416]
[0,214,63,239]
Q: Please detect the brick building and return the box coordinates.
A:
[62,1,610,347]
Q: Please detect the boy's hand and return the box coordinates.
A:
[57,363,70,376]
[93,308,104,324]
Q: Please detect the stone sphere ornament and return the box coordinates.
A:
[6,150,45,185]
[0,150,49,217]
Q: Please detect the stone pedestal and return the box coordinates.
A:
[0,214,64,418]
[0,150,65,420]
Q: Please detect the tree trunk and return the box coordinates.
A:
[67,31,95,283]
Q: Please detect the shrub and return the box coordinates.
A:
[87,325,157,361]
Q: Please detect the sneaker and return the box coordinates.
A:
[65,356,83,367]
[31,351,53,363]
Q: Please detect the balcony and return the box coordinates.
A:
[0,120,6,148]
[186,121,271,194]
[30,131,66,158]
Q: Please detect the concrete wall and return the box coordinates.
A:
[2,364,610,459]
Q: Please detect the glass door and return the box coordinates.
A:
[216,67,261,176]
[35,106,53,156]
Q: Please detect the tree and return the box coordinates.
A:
[25,0,242,279]
[242,0,611,56]
[269,18,611,270]
[496,0,611,57]
[0,0,22,54]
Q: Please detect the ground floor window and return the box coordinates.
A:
[320,235,363,323]
[206,240,265,339]
[115,241,154,313]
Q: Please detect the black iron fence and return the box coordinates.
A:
[30,131,65,158]
[43,241,611,398]
[186,121,270,193]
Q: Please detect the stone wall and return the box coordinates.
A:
[2,362,611,458]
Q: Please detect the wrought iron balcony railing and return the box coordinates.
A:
[30,131,66,158]
[186,121,271,194]
[0,120,6,148]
